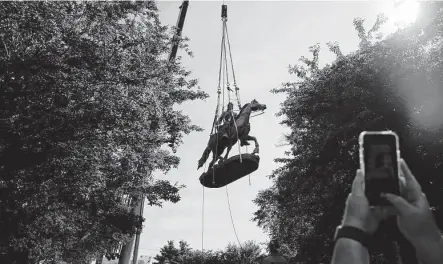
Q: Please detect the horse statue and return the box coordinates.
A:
[197,99,267,170]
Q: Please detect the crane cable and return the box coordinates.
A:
[201,162,207,264]
[225,184,243,252]
[201,5,244,264]
[220,4,244,256]
[201,7,227,262]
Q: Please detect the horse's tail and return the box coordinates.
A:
[197,147,211,169]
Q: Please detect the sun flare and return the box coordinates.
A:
[382,0,420,35]
[391,0,419,24]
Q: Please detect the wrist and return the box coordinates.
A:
[413,232,443,264]
[342,219,374,235]
[336,237,368,248]
[332,238,370,264]
[334,225,372,249]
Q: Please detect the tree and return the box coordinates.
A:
[220,241,264,264]
[254,2,443,264]
[153,241,180,264]
[153,240,265,264]
[153,240,213,264]
[0,2,207,263]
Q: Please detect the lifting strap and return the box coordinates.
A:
[210,4,242,136]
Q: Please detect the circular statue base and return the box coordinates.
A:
[199,153,260,188]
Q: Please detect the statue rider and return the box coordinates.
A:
[217,102,237,140]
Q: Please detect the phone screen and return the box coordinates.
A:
[363,134,399,205]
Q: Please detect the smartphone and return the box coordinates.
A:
[359,131,400,206]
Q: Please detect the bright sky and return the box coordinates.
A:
[137,0,397,259]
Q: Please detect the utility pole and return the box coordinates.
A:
[118,195,144,264]
[118,1,190,264]
[131,197,144,264]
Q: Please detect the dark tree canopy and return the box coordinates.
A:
[253,2,443,264]
[0,1,207,263]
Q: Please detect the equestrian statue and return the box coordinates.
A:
[197,99,267,170]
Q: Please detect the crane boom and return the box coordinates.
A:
[168,0,190,62]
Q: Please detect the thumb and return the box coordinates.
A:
[383,193,413,216]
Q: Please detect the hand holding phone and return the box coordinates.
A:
[359,131,401,206]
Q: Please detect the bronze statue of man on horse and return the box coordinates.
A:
[198,99,267,170]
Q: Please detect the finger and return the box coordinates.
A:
[382,193,413,216]
[351,169,365,197]
[398,172,407,196]
[399,173,406,190]
[345,193,352,206]
[400,159,422,199]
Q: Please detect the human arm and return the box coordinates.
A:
[331,170,391,264]
[383,159,443,264]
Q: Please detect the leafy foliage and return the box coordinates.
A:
[254,2,443,264]
[0,1,207,263]
[153,240,265,264]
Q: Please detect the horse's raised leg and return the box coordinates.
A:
[240,135,259,154]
